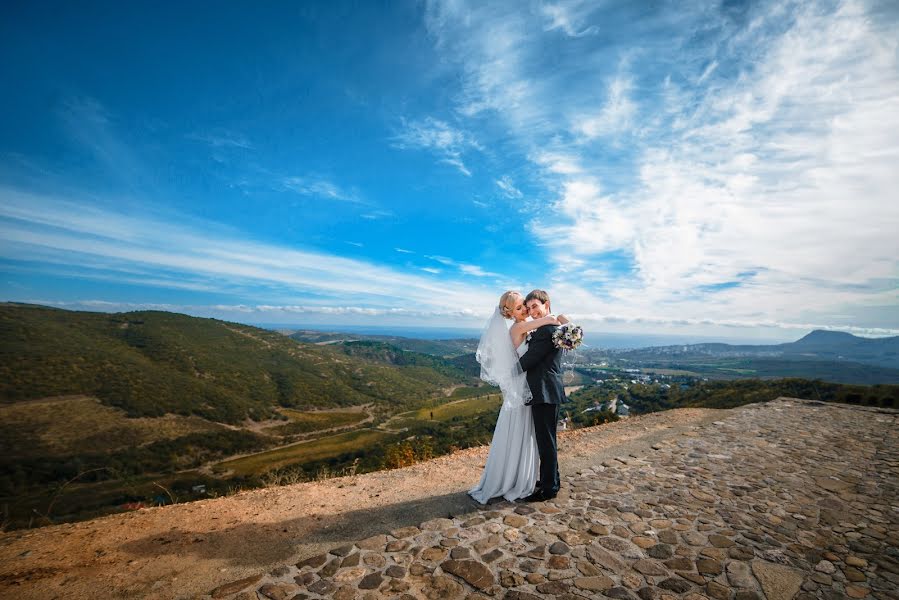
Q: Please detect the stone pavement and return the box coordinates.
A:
[207,398,899,600]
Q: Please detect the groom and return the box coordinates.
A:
[518,289,566,501]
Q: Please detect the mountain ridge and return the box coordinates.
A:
[614,328,899,369]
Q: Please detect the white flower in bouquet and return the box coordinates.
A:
[552,323,584,350]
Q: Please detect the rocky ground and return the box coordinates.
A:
[208,398,899,600]
[2,399,896,599]
[0,406,719,599]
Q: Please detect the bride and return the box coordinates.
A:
[469,290,567,503]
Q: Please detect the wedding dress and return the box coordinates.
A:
[468,309,539,504]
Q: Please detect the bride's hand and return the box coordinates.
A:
[546,314,561,325]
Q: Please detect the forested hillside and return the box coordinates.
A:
[0,303,478,424]
[0,304,489,526]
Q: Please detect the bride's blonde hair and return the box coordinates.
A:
[498,290,522,319]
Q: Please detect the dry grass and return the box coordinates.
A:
[386,394,502,429]
[216,428,391,476]
[261,408,368,436]
[0,396,223,457]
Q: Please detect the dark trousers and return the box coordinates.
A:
[531,403,560,496]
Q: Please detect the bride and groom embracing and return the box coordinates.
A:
[469,289,569,504]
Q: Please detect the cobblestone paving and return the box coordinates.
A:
[208,399,899,600]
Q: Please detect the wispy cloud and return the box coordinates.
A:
[188,130,254,149]
[282,176,364,203]
[532,151,582,175]
[360,209,393,220]
[573,74,636,139]
[495,176,523,199]
[540,1,599,38]
[426,255,500,278]
[459,264,499,278]
[392,116,481,176]
[0,186,498,317]
[5,1,897,338]
[30,300,490,322]
[56,95,144,182]
[424,0,899,333]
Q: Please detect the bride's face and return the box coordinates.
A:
[510,296,528,322]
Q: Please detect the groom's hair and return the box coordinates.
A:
[525,289,550,308]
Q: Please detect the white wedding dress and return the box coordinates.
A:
[469,311,539,504]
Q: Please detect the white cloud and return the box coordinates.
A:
[440,157,471,176]
[495,175,523,199]
[7,1,897,338]
[424,3,545,129]
[29,300,492,324]
[426,254,500,278]
[392,117,481,176]
[0,187,498,317]
[540,1,599,37]
[574,75,636,139]
[697,60,718,84]
[188,130,254,149]
[426,255,454,266]
[459,264,497,278]
[424,0,899,333]
[282,176,363,203]
[360,210,393,220]
[532,151,582,175]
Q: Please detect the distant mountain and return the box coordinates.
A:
[790,329,861,348]
[786,330,899,363]
[0,303,480,424]
[615,329,899,369]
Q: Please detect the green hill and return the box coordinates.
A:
[0,303,488,526]
[0,303,478,424]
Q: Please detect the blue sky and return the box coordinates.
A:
[1,0,897,341]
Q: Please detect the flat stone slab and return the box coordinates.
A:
[210,574,263,598]
[752,560,804,600]
[209,398,898,599]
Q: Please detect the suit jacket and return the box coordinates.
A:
[519,324,567,405]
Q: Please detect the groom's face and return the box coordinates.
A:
[526,299,549,319]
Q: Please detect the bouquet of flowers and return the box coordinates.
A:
[552,323,584,350]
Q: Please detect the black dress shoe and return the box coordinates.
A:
[523,491,546,502]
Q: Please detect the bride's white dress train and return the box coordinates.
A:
[469,340,538,504]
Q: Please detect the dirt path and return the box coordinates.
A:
[0,407,722,600]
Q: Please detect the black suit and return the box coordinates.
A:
[519,324,567,497]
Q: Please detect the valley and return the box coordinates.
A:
[2,302,897,530]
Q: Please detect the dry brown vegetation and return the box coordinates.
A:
[0,395,224,457]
